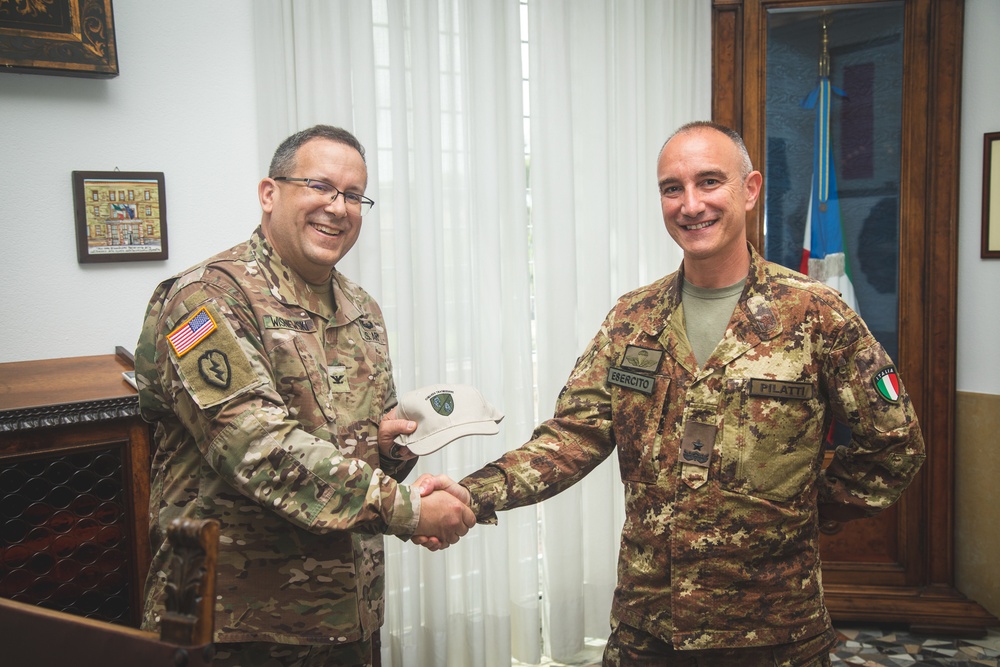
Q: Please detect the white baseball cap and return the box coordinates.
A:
[393,384,504,455]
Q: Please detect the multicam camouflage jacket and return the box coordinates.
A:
[462,245,924,651]
[135,227,418,645]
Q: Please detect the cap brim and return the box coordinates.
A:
[398,419,501,455]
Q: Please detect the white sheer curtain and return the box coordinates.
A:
[251,2,710,665]
[528,0,710,660]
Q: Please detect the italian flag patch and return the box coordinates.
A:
[872,365,900,403]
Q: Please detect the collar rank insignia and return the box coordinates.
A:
[872,365,900,403]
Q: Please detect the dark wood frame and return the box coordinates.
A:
[983,132,1000,259]
[0,354,153,627]
[0,0,118,78]
[72,171,168,264]
[713,0,998,634]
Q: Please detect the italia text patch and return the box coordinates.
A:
[872,365,900,403]
[167,306,217,357]
[607,367,655,395]
[749,378,814,400]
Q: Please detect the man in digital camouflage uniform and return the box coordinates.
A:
[136,125,475,667]
[414,122,925,666]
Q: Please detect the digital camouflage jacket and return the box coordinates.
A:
[135,228,418,645]
[462,246,924,651]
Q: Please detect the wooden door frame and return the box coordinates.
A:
[712,0,997,633]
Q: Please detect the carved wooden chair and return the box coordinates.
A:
[0,517,219,667]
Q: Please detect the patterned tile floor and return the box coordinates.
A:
[512,626,1000,667]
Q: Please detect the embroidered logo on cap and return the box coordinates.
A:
[394,384,504,455]
[430,392,455,416]
[872,365,900,403]
[167,306,217,357]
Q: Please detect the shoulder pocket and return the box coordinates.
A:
[171,303,262,409]
[851,345,909,434]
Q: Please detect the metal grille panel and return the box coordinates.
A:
[1,449,132,624]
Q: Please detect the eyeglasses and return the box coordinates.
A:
[273,177,375,215]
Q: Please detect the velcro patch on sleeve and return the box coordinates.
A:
[173,303,262,409]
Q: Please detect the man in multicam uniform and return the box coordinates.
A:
[135,125,475,667]
[414,122,925,666]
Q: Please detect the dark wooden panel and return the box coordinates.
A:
[0,355,151,628]
[711,0,998,635]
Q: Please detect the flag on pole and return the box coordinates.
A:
[799,20,859,316]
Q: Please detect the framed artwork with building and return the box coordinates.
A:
[72,171,168,263]
[983,131,1000,259]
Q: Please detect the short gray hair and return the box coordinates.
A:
[268,125,366,178]
[663,121,753,178]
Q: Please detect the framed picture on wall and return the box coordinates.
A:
[0,0,118,78]
[983,132,1000,259]
[72,171,168,263]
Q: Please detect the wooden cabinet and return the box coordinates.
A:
[712,0,997,634]
[0,354,151,627]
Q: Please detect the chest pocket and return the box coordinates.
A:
[266,332,334,435]
[612,374,670,483]
[717,377,825,502]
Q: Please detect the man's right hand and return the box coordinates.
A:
[412,484,476,547]
[410,474,472,551]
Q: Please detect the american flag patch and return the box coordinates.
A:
[167,306,217,357]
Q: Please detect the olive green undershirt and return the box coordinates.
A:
[681,278,746,367]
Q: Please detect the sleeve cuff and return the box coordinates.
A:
[385,482,420,537]
[460,469,506,525]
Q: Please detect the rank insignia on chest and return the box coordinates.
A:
[680,420,717,469]
[328,364,351,393]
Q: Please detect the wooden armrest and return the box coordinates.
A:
[0,517,219,666]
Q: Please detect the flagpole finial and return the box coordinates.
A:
[819,13,831,77]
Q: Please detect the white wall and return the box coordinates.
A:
[0,1,260,363]
[957,0,1000,396]
[1,0,997,387]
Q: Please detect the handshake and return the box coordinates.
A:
[381,384,504,551]
[378,412,476,550]
[409,474,474,551]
